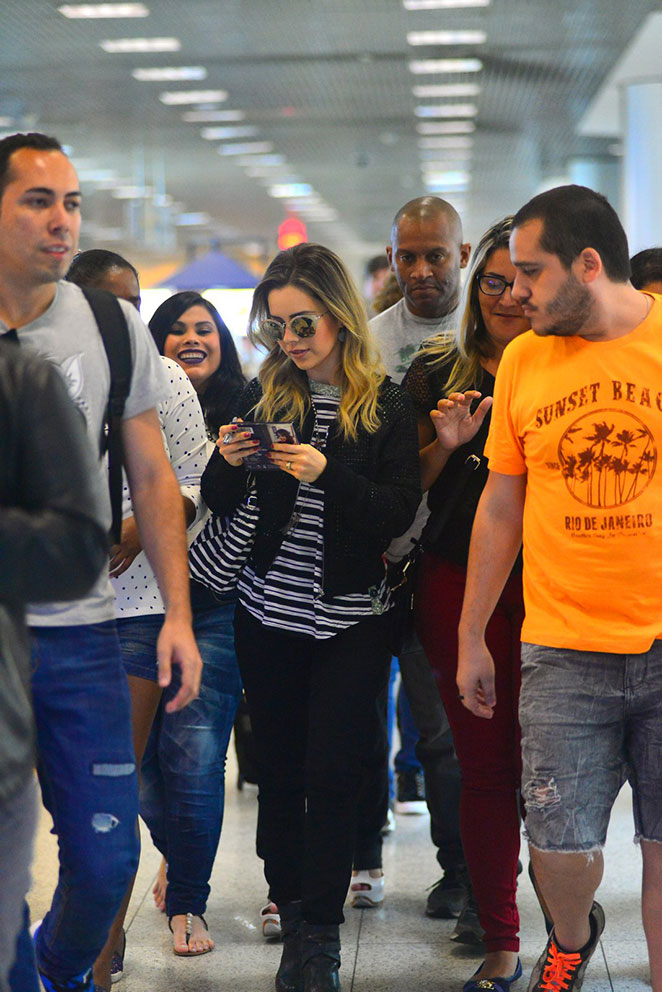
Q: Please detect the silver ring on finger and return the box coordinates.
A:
[287,460,293,471]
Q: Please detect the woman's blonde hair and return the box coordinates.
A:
[248,243,385,440]
[422,216,514,395]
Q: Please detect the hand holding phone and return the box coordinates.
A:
[237,422,300,471]
[217,419,260,467]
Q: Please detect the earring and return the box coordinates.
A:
[338,327,347,341]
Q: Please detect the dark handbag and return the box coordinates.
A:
[188,479,259,597]
[387,454,481,655]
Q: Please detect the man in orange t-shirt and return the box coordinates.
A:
[456,185,662,992]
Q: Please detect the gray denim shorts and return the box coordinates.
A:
[519,639,662,851]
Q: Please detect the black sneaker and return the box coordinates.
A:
[394,770,427,814]
[450,892,484,945]
[425,868,470,919]
[527,902,605,992]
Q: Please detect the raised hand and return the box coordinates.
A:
[430,391,493,452]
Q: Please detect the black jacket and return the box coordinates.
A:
[201,376,422,597]
[0,340,107,803]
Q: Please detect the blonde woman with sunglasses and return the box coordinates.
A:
[201,242,421,992]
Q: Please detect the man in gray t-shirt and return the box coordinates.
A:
[368,197,476,925]
[0,132,202,992]
[370,195,470,383]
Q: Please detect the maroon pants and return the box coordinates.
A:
[416,554,524,953]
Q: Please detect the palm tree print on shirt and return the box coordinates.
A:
[558,409,656,508]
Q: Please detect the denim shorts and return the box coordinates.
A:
[116,613,162,681]
[519,639,662,851]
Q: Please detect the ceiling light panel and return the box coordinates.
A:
[133,67,207,81]
[59,3,148,16]
[417,121,475,134]
[413,83,481,98]
[415,104,477,117]
[160,89,228,105]
[422,170,470,185]
[404,0,489,7]
[101,37,180,52]
[269,183,314,198]
[408,30,487,45]
[418,135,474,148]
[201,126,258,140]
[408,59,483,73]
[218,142,274,155]
[237,155,286,167]
[182,110,245,122]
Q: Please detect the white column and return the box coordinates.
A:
[622,80,662,254]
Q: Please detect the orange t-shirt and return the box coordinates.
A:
[485,295,662,653]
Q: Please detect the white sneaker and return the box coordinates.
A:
[394,770,427,815]
[380,807,396,835]
[260,901,281,939]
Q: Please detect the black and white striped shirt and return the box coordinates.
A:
[238,382,391,639]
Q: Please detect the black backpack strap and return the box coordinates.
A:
[80,286,133,545]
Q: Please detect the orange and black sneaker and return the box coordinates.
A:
[527,902,605,992]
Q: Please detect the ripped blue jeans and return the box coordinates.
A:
[10,621,140,990]
[519,640,662,852]
[119,603,242,917]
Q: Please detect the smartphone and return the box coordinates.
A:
[239,421,299,471]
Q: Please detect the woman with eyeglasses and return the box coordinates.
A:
[403,217,530,992]
[201,242,421,992]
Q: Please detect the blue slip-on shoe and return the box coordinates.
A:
[463,957,523,992]
[38,971,93,992]
[32,918,94,992]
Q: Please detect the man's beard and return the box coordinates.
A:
[534,272,594,337]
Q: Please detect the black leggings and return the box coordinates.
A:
[234,604,392,925]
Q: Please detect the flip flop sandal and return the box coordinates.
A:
[349,870,385,908]
[169,913,214,956]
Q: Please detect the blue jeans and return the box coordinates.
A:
[520,640,662,851]
[10,622,139,991]
[386,658,397,801]
[394,669,424,775]
[118,603,242,917]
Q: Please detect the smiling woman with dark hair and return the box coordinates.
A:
[149,291,245,438]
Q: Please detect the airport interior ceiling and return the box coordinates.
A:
[2,0,660,265]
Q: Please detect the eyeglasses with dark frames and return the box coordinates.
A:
[478,275,516,297]
[259,311,330,341]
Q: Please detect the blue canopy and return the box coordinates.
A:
[159,250,259,290]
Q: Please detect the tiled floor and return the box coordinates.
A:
[28,762,649,991]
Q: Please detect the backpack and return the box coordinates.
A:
[79,286,133,545]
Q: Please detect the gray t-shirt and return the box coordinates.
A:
[369,297,456,383]
[5,281,168,627]
[370,296,457,560]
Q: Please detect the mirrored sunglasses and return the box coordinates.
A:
[259,311,329,341]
